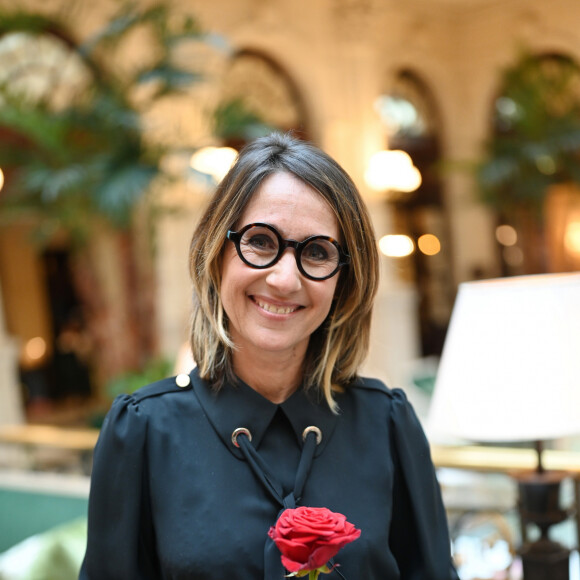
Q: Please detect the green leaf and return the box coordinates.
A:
[478,52,580,213]
[135,64,203,90]
[213,97,275,140]
[94,164,159,226]
[0,1,221,243]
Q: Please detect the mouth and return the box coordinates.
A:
[252,296,302,315]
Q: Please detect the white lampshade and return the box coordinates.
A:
[427,273,580,443]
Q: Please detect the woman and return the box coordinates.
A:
[80,133,457,579]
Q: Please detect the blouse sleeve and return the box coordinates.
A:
[79,395,159,579]
[388,388,459,580]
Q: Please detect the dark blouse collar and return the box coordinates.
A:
[190,367,339,459]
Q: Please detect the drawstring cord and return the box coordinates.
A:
[235,427,318,509]
[236,433,287,506]
[234,428,320,579]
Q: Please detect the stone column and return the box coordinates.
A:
[0,282,23,426]
[361,198,427,418]
[0,281,26,468]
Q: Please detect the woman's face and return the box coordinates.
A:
[221,171,340,365]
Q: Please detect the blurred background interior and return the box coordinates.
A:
[1,0,580,578]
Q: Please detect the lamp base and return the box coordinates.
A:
[514,469,572,580]
[520,539,570,580]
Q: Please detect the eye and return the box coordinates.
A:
[302,241,332,262]
[241,228,279,255]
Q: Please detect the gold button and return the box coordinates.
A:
[175,373,191,388]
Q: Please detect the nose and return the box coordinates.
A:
[265,248,302,293]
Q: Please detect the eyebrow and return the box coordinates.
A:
[247,222,337,242]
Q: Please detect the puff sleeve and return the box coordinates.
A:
[79,395,159,579]
[388,388,459,580]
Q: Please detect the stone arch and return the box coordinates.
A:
[484,50,580,276]
[0,22,99,408]
[216,48,311,147]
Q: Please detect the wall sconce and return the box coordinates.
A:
[189,146,238,183]
[378,233,442,258]
[378,234,415,257]
[364,149,422,194]
[564,220,580,256]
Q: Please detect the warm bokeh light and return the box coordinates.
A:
[0,168,4,192]
[364,150,422,193]
[565,221,580,255]
[495,224,517,246]
[24,336,47,361]
[417,234,441,256]
[503,246,524,267]
[190,146,238,181]
[378,235,415,257]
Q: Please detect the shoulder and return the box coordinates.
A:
[344,376,422,431]
[103,372,194,426]
[345,379,433,466]
[128,372,193,404]
[347,375,409,403]
[97,373,195,449]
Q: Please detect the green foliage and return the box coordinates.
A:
[212,97,275,142]
[0,12,65,36]
[477,53,580,214]
[106,357,174,399]
[0,3,209,242]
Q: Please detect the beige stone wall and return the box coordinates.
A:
[4,0,580,401]
[185,0,580,282]
[176,0,580,398]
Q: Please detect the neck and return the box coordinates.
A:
[232,347,305,404]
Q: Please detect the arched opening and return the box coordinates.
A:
[0,17,166,418]
[376,70,455,357]
[0,29,96,414]
[482,52,580,275]
[214,49,310,148]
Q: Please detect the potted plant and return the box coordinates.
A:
[477,52,580,274]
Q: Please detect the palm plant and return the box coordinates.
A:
[0,3,219,397]
[0,3,208,237]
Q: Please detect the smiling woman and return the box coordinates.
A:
[80,133,458,580]
[188,135,379,409]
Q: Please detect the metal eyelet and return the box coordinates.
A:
[231,427,252,447]
[302,426,322,445]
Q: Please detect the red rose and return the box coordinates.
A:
[268,506,361,574]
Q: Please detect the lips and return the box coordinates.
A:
[253,296,302,315]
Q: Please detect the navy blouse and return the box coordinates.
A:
[80,368,457,579]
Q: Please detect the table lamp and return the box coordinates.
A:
[427,272,580,580]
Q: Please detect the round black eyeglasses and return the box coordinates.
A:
[226,223,350,281]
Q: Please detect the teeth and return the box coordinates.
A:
[256,299,298,314]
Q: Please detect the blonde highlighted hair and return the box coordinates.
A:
[189,133,379,411]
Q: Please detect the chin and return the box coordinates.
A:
[244,331,309,356]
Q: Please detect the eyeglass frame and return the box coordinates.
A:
[226,222,350,281]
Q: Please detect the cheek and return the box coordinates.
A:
[220,249,243,317]
[313,279,339,318]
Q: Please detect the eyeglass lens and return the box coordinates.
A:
[239,225,340,279]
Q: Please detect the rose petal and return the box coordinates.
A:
[280,554,309,573]
[274,538,313,564]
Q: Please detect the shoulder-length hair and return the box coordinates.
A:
[189,133,379,411]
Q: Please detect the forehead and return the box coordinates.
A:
[238,172,339,238]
